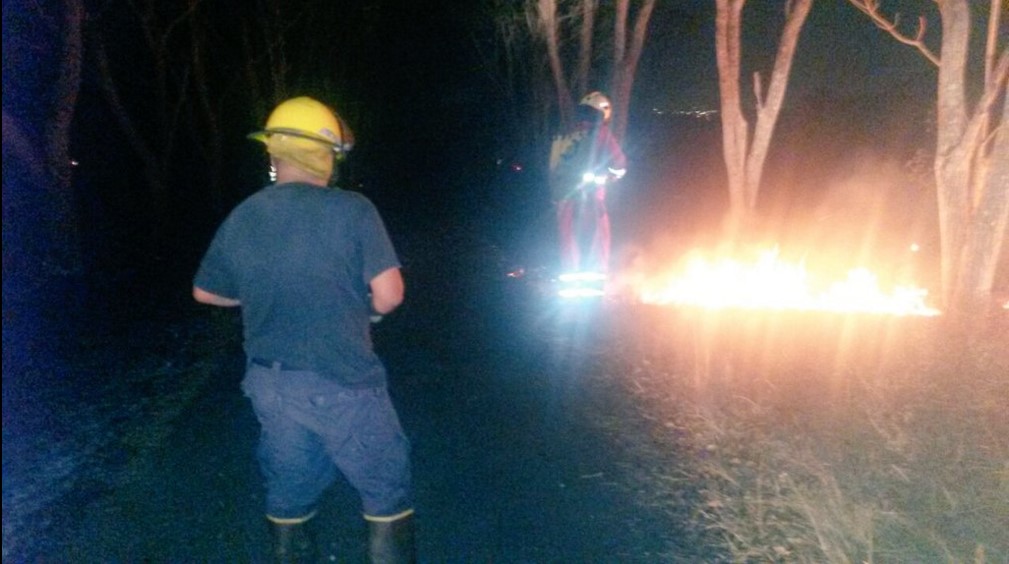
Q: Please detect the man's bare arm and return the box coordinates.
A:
[193,286,241,307]
[370,267,404,315]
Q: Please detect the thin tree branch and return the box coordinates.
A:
[162,0,203,46]
[985,0,1003,88]
[848,0,940,66]
[614,0,628,68]
[973,50,1009,155]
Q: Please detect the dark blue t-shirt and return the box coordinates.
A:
[194,182,400,387]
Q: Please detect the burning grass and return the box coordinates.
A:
[614,245,940,317]
[602,307,1008,562]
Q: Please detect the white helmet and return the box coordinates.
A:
[579,91,612,123]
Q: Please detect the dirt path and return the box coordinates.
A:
[25,277,699,562]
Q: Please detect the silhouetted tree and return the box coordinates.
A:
[849,0,1008,312]
[2,0,85,275]
[490,0,655,143]
[714,0,812,232]
[89,0,202,246]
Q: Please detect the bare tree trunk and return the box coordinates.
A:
[934,0,973,307]
[715,0,749,225]
[716,0,810,232]
[849,0,1008,312]
[189,0,225,212]
[933,0,1009,310]
[538,0,574,126]
[957,5,1009,310]
[973,0,1003,210]
[522,0,558,145]
[743,0,812,209]
[611,0,656,142]
[577,0,596,96]
[955,48,1009,311]
[961,87,1009,306]
[479,1,554,148]
[614,0,628,89]
[263,0,288,103]
[44,0,85,274]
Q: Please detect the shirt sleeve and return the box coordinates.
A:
[357,199,401,286]
[193,215,240,299]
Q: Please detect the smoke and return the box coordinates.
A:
[784,149,938,287]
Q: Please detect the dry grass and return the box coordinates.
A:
[605,305,1009,563]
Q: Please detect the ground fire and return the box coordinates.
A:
[621,247,940,316]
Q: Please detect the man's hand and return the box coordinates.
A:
[193,287,241,307]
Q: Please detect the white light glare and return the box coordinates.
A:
[559,271,607,283]
[558,287,606,299]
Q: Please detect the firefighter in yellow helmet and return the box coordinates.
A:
[247,96,355,184]
[194,97,415,562]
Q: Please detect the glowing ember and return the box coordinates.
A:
[630,248,940,316]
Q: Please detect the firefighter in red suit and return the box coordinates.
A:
[549,91,627,277]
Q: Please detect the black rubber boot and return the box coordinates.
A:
[367,513,416,564]
[270,519,317,564]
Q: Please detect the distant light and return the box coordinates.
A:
[655,108,719,120]
[657,109,722,121]
[909,243,920,253]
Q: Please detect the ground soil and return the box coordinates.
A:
[9,267,712,563]
[13,251,1002,562]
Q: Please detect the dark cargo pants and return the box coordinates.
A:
[241,362,413,522]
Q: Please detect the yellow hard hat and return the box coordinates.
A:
[248,96,353,153]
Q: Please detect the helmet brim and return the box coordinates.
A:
[247,128,347,152]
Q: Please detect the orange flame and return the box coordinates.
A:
[627,248,940,316]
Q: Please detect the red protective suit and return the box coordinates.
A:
[549,120,626,274]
